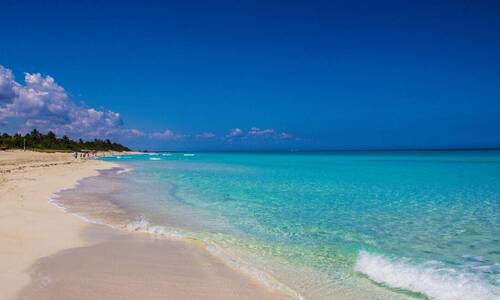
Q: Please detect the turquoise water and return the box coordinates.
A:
[94,152,499,299]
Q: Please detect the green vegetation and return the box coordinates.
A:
[0,129,130,152]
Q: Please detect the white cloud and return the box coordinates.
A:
[225,127,295,140]
[0,66,17,103]
[0,64,125,139]
[151,129,175,139]
[248,127,275,137]
[150,129,191,140]
[0,65,299,145]
[128,128,145,137]
[226,128,243,138]
[279,132,294,139]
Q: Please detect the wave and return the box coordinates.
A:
[115,167,134,175]
[126,217,184,240]
[354,250,500,300]
[149,157,161,161]
[183,153,195,157]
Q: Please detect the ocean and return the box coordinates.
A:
[53,151,500,299]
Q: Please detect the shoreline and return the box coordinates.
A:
[0,150,289,300]
[48,164,305,300]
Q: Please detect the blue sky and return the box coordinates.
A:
[1,0,499,150]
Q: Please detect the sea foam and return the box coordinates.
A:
[126,217,184,240]
[354,250,500,300]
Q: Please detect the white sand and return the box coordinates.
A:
[0,150,118,299]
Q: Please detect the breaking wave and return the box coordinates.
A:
[354,250,500,300]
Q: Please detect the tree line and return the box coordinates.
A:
[0,129,130,152]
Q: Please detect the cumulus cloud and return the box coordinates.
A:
[0,64,125,139]
[151,129,175,139]
[226,128,244,138]
[279,132,294,139]
[248,127,275,137]
[128,128,146,137]
[150,127,294,142]
[227,127,294,140]
[150,129,189,140]
[0,65,298,146]
[152,128,293,142]
[0,66,17,103]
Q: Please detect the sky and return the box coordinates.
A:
[1,0,499,150]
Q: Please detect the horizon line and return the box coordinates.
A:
[136,147,500,153]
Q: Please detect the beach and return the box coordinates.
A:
[0,151,289,300]
[2,150,499,300]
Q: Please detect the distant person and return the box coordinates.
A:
[74,152,78,159]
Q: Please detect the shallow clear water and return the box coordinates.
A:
[59,151,500,299]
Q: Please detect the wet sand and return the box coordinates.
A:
[19,228,288,300]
